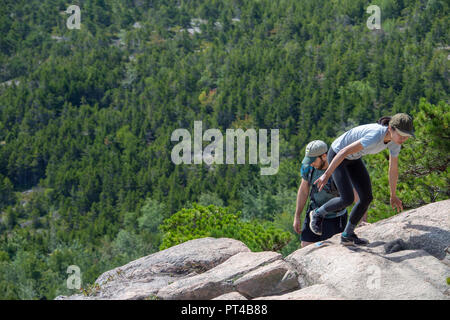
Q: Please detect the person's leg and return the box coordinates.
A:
[361,211,368,223]
[301,208,321,246]
[310,149,354,236]
[353,188,368,222]
[321,212,348,240]
[340,159,372,245]
[316,149,354,215]
[346,158,373,227]
[339,213,347,233]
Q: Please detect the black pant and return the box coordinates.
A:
[301,211,348,243]
[320,148,373,225]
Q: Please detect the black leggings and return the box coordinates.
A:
[320,148,373,225]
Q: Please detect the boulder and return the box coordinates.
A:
[212,292,248,300]
[283,200,450,300]
[255,284,344,300]
[355,200,450,259]
[57,200,450,300]
[156,251,283,300]
[233,260,298,298]
[286,238,449,299]
[56,237,249,300]
[97,237,250,283]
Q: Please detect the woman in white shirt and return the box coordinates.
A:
[309,113,415,246]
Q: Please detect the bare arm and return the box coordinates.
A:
[314,141,364,191]
[388,155,398,197]
[389,155,403,212]
[293,179,310,234]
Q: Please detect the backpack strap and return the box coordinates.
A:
[329,176,339,197]
[306,167,319,210]
[307,166,315,185]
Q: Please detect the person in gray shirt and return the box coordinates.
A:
[309,113,415,246]
[293,140,348,248]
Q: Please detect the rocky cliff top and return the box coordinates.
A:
[56,200,450,300]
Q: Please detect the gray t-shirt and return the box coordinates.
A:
[331,123,401,160]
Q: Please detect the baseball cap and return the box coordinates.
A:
[389,113,415,138]
[302,140,328,165]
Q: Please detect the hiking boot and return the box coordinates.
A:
[309,210,323,236]
[340,233,369,246]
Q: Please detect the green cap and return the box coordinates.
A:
[389,113,415,138]
[302,140,328,165]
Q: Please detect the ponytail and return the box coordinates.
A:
[377,116,391,126]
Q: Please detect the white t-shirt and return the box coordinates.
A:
[331,123,401,160]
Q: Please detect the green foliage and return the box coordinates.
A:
[159,204,292,252]
[0,0,448,299]
[112,230,144,260]
[397,99,449,204]
[272,211,301,256]
[0,175,16,208]
[137,198,167,233]
[80,282,101,297]
[0,251,9,262]
[198,192,224,207]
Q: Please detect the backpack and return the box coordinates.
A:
[305,166,339,210]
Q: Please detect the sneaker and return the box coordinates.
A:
[309,210,323,236]
[340,233,369,246]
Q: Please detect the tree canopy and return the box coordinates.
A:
[0,0,448,299]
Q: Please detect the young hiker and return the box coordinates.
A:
[309,113,415,246]
[293,140,349,247]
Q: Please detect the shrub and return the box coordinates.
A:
[159,204,292,252]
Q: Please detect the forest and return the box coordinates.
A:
[0,0,448,299]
